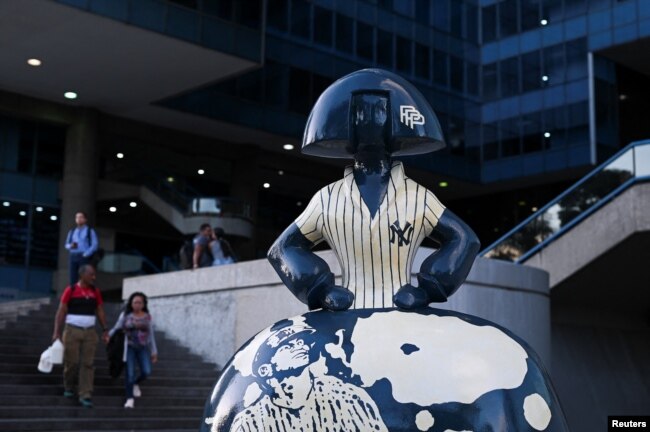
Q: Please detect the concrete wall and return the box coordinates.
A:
[123,250,550,369]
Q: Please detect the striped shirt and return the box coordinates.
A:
[295,161,445,309]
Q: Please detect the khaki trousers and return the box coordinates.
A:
[62,325,98,399]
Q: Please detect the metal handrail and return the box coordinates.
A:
[481,139,650,263]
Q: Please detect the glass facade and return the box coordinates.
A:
[156,0,647,186]
[0,116,64,297]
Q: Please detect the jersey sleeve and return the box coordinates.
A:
[60,287,72,304]
[423,189,446,235]
[95,288,104,306]
[294,189,325,244]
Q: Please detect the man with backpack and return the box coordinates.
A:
[64,212,99,288]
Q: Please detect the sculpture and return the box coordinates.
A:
[201,69,568,432]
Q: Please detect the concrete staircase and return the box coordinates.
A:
[0,298,219,431]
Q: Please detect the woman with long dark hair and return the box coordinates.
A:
[108,292,158,408]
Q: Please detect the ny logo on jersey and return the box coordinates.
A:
[399,105,425,129]
[389,221,414,247]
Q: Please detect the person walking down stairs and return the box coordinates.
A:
[108,292,158,409]
[51,264,109,408]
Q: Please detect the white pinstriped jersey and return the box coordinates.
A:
[294,161,446,309]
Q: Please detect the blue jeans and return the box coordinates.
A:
[69,254,91,287]
[125,345,152,398]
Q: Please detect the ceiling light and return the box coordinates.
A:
[263,183,270,189]
[116,152,124,159]
[197,169,205,175]
[297,201,303,207]
[109,206,117,213]
[278,170,284,176]
[35,206,43,212]
[544,132,551,138]
[19,211,26,216]
[619,94,628,101]
[2,201,9,207]
[167,177,174,183]
[50,215,58,221]
[129,202,137,208]
[283,144,294,151]
[27,58,42,67]
[541,75,549,82]
[518,200,526,206]
[540,19,548,26]
[439,181,448,188]
[532,207,538,212]
[493,227,500,233]
[64,91,77,100]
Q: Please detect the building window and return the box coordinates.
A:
[499,0,519,38]
[432,0,450,32]
[377,30,393,68]
[482,62,498,100]
[415,43,430,80]
[335,14,354,54]
[267,0,288,31]
[566,38,588,81]
[522,113,543,153]
[356,21,374,61]
[500,118,521,157]
[482,4,497,43]
[520,0,540,32]
[433,50,449,87]
[450,56,464,92]
[500,57,520,97]
[313,6,332,47]
[396,36,412,74]
[543,44,566,84]
[522,51,542,92]
[415,0,430,25]
[450,0,463,39]
[466,3,479,43]
[290,0,311,39]
[467,62,479,96]
[288,68,311,114]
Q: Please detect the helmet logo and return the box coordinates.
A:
[399,105,425,129]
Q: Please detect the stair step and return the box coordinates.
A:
[0,384,213,397]
[0,373,217,387]
[0,354,218,370]
[0,395,206,407]
[0,417,200,431]
[0,362,218,377]
[0,406,204,419]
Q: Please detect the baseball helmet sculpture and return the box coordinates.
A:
[200,69,568,431]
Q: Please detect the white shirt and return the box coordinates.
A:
[295,161,445,309]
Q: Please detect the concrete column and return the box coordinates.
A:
[230,151,260,260]
[54,109,99,293]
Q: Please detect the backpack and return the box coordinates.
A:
[179,239,194,270]
[67,226,104,266]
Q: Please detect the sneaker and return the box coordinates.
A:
[63,390,74,398]
[133,384,142,398]
[79,398,93,408]
[124,398,135,409]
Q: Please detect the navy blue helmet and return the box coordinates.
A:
[302,69,445,158]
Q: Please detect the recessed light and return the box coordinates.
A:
[2,201,9,207]
[50,215,58,221]
[167,177,174,183]
[540,19,548,26]
[439,181,448,188]
[19,211,26,216]
[197,169,205,175]
[283,144,294,151]
[544,132,551,138]
[27,58,42,67]
[116,152,124,159]
[493,227,499,233]
[619,94,628,101]
[129,202,137,208]
[278,170,284,176]
[541,75,549,82]
[36,206,43,212]
[518,200,526,206]
[109,206,117,213]
[263,183,270,189]
[64,91,77,100]
[532,207,538,212]
[297,201,303,206]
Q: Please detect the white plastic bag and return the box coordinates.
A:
[50,339,64,364]
[37,347,53,373]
